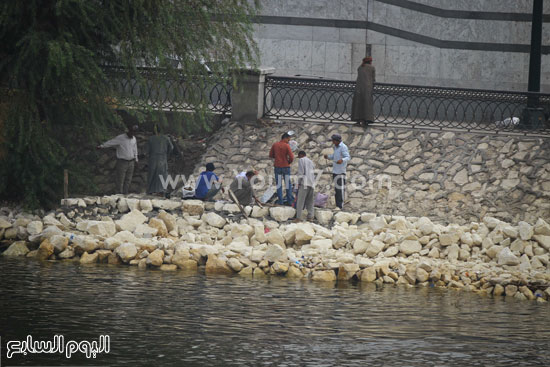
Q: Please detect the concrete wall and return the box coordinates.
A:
[193,121,550,225]
[254,0,550,92]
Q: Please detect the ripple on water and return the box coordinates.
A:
[1,258,549,366]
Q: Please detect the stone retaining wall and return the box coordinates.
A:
[193,121,550,225]
[1,195,550,303]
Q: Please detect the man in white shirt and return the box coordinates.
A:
[295,151,316,222]
[98,125,138,194]
[323,134,350,209]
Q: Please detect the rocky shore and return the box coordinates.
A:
[2,195,550,303]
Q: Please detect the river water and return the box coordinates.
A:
[1,258,549,366]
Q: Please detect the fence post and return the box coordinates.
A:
[231,67,274,122]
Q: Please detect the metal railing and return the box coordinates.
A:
[263,76,550,134]
[104,66,232,113]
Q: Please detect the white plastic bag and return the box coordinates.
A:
[182,186,195,198]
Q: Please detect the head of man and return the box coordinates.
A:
[362,56,373,65]
[281,132,290,143]
[298,150,306,158]
[330,134,342,146]
[127,125,138,138]
[206,163,215,172]
[245,170,256,180]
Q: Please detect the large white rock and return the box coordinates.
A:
[264,244,286,262]
[447,244,460,261]
[139,199,153,213]
[0,218,12,229]
[2,241,29,256]
[182,200,204,215]
[153,199,181,211]
[334,212,360,224]
[115,242,138,262]
[50,235,69,253]
[295,223,315,244]
[26,221,43,236]
[126,198,140,211]
[203,212,226,229]
[518,221,533,240]
[352,239,369,255]
[269,207,296,222]
[309,239,333,253]
[365,239,385,257]
[115,209,147,232]
[251,206,269,218]
[399,240,422,255]
[497,247,520,266]
[158,210,177,232]
[533,235,550,250]
[266,229,285,247]
[439,232,459,247]
[86,221,116,237]
[134,223,158,238]
[369,216,387,234]
[534,218,550,235]
[43,215,62,227]
[416,217,434,235]
[315,210,333,225]
[228,241,250,255]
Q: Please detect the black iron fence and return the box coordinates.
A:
[263,76,550,134]
[104,66,232,113]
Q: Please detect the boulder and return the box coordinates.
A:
[0,218,12,229]
[115,209,147,232]
[399,240,421,255]
[486,245,503,259]
[269,207,296,222]
[266,229,285,247]
[447,244,460,262]
[493,284,505,296]
[203,212,226,229]
[352,239,369,255]
[205,255,233,275]
[416,217,434,235]
[365,239,385,257]
[182,200,205,216]
[497,247,520,266]
[58,248,75,259]
[158,210,177,232]
[134,224,158,238]
[360,267,377,282]
[264,244,286,262]
[369,216,387,234]
[80,252,99,264]
[286,266,304,279]
[160,264,178,271]
[295,223,315,244]
[115,243,138,263]
[439,232,459,247]
[26,221,43,236]
[533,235,550,251]
[149,218,168,237]
[2,241,29,256]
[177,259,198,272]
[334,212,360,225]
[416,267,429,283]
[251,205,269,218]
[337,264,360,280]
[50,235,69,254]
[86,221,116,237]
[534,218,550,235]
[227,258,244,272]
[146,249,165,266]
[315,210,333,225]
[272,261,289,274]
[37,239,55,260]
[312,270,336,282]
[518,221,533,240]
[139,199,153,213]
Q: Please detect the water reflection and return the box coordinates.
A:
[1,258,549,366]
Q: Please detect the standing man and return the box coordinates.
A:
[351,56,375,127]
[324,134,350,210]
[269,132,294,205]
[147,124,173,196]
[98,125,138,195]
[295,151,316,222]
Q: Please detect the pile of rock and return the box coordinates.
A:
[1,195,550,303]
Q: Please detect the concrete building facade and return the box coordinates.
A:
[253,0,550,92]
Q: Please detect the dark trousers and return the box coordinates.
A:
[333,173,346,209]
[115,159,135,195]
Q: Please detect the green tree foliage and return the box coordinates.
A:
[0,0,258,208]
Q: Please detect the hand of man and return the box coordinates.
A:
[337,159,343,164]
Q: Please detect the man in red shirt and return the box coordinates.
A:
[269,132,295,205]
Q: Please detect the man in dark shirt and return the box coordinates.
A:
[269,132,294,205]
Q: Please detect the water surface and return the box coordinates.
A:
[1,258,549,366]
